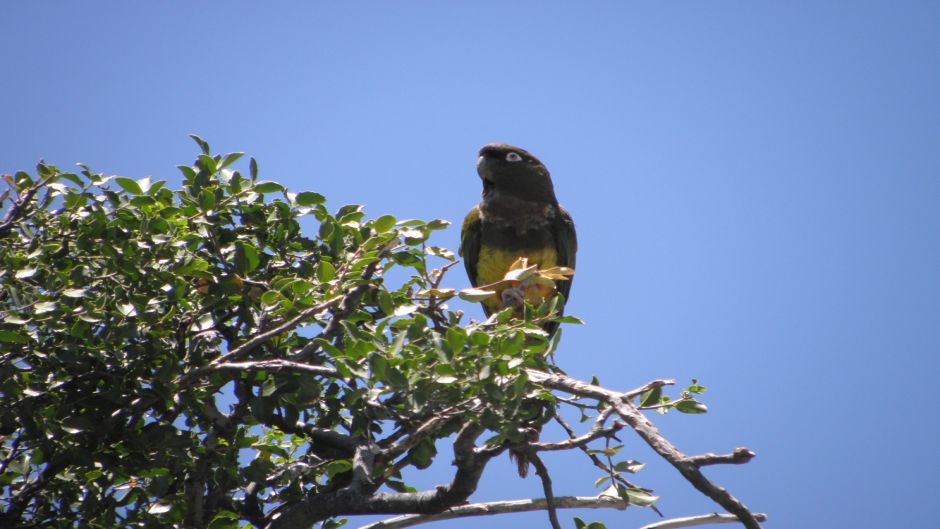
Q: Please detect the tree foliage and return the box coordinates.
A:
[0,138,758,529]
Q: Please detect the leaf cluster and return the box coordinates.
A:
[0,138,569,528]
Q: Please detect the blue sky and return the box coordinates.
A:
[3,2,939,528]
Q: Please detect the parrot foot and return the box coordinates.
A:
[500,287,526,309]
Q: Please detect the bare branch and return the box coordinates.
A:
[529,453,561,529]
[266,421,504,529]
[526,369,763,529]
[552,414,641,490]
[0,172,57,238]
[356,496,628,529]
[624,379,676,399]
[379,399,480,461]
[214,295,342,364]
[687,448,756,467]
[639,512,769,529]
[534,408,622,452]
[184,359,339,386]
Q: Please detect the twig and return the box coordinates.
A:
[355,496,628,529]
[186,358,338,383]
[624,379,676,400]
[552,414,641,490]
[0,173,58,238]
[638,512,769,529]
[526,369,763,529]
[213,295,342,365]
[266,421,503,529]
[687,448,755,467]
[528,453,561,529]
[534,407,621,452]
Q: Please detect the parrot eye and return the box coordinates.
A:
[505,152,523,162]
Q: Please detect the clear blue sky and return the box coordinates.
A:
[3,2,939,528]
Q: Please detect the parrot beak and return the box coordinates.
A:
[476,154,495,183]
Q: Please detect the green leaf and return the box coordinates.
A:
[260,291,280,307]
[325,460,352,478]
[638,386,662,408]
[393,304,417,317]
[675,400,708,414]
[235,242,260,274]
[254,181,284,194]
[15,267,37,279]
[190,134,211,154]
[296,191,325,206]
[207,511,240,529]
[323,518,348,529]
[317,261,336,283]
[61,288,87,298]
[374,214,397,233]
[458,288,496,302]
[614,460,645,473]
[621,486,660,507]
[34,301,57,314]
[199,189,216,211]
[0,330,29,344]
[147,503,173,514]
[426,219,450,231]
[114,177,143,195]
[218,152,244,170]
[196,154,218,174]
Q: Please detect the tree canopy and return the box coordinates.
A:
[0,138,763,529]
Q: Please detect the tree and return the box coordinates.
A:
[0,137,764,529]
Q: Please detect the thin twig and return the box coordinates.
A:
[212,295,342,365]
[534,407,620,451]
[529,453,561,529]
[638,512,769,529]
[355,496,627,529]
[553,414,641,490]
[181,359,339,388]
[0,173,58,238]
[623,379,676,400]
[687,448,755,467]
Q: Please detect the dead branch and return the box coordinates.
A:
[638,512,769,529]
[356,496,628,529]
[526,369,763,529]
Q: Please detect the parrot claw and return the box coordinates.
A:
[501,287,525,309]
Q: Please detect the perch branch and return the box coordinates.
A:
[639,512,769,529]
[356,496,628,529]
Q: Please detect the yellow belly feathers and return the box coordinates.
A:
[475,245,558,315]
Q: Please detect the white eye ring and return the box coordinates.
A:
[505,152,523,162]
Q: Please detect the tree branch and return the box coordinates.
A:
[0,172,57,238]
[533,407,622,452]
[182,358,339,387]
[356,496,628,529]
[526,369,763,529]
[528,453,561,529]
[623,379,676,399]
[265,421,504,529]
[214,296,342,364]
[687,448,756,467]
[638,512,769,529]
